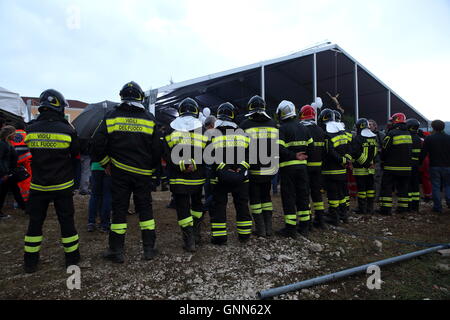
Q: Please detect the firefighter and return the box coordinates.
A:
[163,98,207,252]
[275,101,313,238]
[318,108,351,226]
[10,122,32,203]
[208,102,252,245]
[378,113,413,215]
[300,105,326,229]
[406,118,422,213]
[240,96,278,237]
[92,81,161,263]
[351,118,378,214]
[23,89,80,273]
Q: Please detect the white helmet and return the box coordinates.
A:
[277,100,296,120]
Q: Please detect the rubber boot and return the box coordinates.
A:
[339,206,349,224]
[142,230,158,260]
[313,211,326,229]
[262,211,273,237]
[103,232,125,263]
[238,234,251,244]
[297,220,310,237]
[24,252,39,274]
[193,216,203,245]
[323,208,340,226]
[182,226,196,252]
[252,214,266,237]
[65,249,81,268]
[354,198,367,215]
[366,198,374,215]
[275,224,297,239]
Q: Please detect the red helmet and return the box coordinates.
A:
[300,105,316,120]
[390,113,406,124]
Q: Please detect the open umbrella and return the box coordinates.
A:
[72,100,118,139]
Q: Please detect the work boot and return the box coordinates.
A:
[339,206,349,224]
[142,230,158,261]
[238,234,251,244]
[252,214,266,237]
[193,216,203,244]
[354,198,367,215]
[182,226,196,252]
[211,236,227,246]
[65,250,81,268]
[366,198,374,215]
[297,221,310,237]
[103,232,125,263]
[262,211,273,237]
[313,212,326,229]
[23,253,39,274]
[276,224,297,239]
[323,209,340,226]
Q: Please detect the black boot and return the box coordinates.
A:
[354,198,367,215]
[366,198,374,215]
[24,252,39,274]
[193,216,203,245]
[339,206,349,224]
[182,226,196,252]
[323,208,340,226]
[142,230,158,260]
[252,214,266,237]
[103,232,125,263]
[313,211,326,229]
[262,211,273,237]
[297,220,310,237]
[65,250,81,268]
[275,224,297,239]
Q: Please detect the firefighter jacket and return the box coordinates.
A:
[322,124,350,179]
[91,103,161,177]
[350,133,378,176]
[25,111,80,191]
[208,123,250,186]
[278,118,314,171]
[10,130,32,166]
[301,120,325,168]
[381,123,413,175]
[163,118,208,194]
[410,132,423,168]
[240,113,279,183]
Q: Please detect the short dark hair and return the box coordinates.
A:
[431,120,445,132]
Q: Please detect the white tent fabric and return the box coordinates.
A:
[0,87,30,122]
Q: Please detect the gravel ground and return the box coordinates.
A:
[0,190,449,300]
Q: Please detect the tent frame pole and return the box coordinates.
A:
[354,63,359,121]
[261,65,265,101]
[387,90,391,121]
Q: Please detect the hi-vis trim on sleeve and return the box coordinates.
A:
[111,158,155,176]
[331,135,348,148]
[106,117,155,135]
[99,155,111,166]
[314,141,325,147]
[31,180,74,191]
[392,135,412,145]
[25,132,72,149]
[240,161,250,169]
[166,131,208,148]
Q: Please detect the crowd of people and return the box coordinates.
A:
[1,81,449,274]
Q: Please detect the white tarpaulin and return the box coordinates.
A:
[0,87,30,122]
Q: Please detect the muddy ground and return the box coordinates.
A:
[0,189,449,300]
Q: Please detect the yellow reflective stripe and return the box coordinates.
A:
[314,142,325,147]
[250,203,262,214]
[139,220,156,230]
[353,168,369,176]
[64,243,79,253]
[331,135,348,147]
[240,161,250,169]
[245,127,279,139]
[212,231,228,236]
[285,215,297,225]
[322,169,346,175]
[286,140,310,147]
[99,156,110,166]
[111,158,155,176]
[179,216,193,228]
[245,127,278,134]
[190,210,203,219]
[106,117,155,135]
[179,160,186,172]
[212,135,250,148]
[217,162,226,171]
[412,149,421,153]
[111,224,127,234]
[212,223,227,228]
[277,139,287,147]
[169,178,206,185]
[250,167,278,175]
[24,246,41,253]
[31,180,74,191]
[313,202,325,210]
[384,166,412,171]
[237,229,252,234]
[392,135,412,145]
[191,159,197,171]
[166,131,207,148]
[307,161,322,167]
[236,221,252,227]
[25,235,43,243]
[26,132,72,149]
[61,235,79,244]
[280,160,307,167]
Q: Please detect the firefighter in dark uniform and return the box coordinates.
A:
[378,113,413,215]
[23,89,80,273]
[92,81,161,263]
[406,118,422,213]
[240,96,278,237]
[163,98,207,252]
[300,105,326,229]
[351,118,378,214]
[209,102,252,245]
[275,101,314,238]
[318,109,351,226]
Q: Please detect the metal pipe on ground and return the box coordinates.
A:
[257,244,450,300]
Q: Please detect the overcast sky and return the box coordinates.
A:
[1,0,449,121]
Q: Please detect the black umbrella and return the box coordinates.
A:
[72,100,118,139]
[155,106,179,127]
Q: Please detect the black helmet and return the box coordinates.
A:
[120,81,144,102]
[217,102,235,121]
[178,97,200,118]
[38,89,68,114]
[333,110,342,122]
[406,118,420,133]
[318,108,335,124]
[356,118,369,134]
[247,95,266,112]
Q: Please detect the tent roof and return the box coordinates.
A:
[0,87,30,122]
[148,43,429,128]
